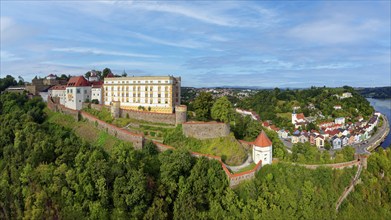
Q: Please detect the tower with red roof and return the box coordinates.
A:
[252,130,273,165]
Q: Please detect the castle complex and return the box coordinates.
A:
[103,76,181,113]
[48,74,181,114]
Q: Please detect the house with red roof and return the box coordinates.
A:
[252,130,273,165]
[49,85,66,105]
[91,81,103,104]
[65,76,91,110]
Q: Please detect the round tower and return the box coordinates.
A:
[111,101,121,118]
[175,105,187,125]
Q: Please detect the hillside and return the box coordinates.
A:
[237,86,374,130]
[1,92,390,219]
[356,86,391,99]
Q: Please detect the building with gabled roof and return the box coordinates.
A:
[49,85,66,105]
[65,76,91,110]
[252,130,273,165]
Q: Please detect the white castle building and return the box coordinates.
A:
[103,76,181,113]
[252,130,273,165]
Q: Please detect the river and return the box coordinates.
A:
[367,98,391,148]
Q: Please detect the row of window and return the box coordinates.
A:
[105,86,170,92]
[105,80,170,84]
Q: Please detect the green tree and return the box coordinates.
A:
[193,92,213,121]
[102,68,112,78]
[211,96,233,123]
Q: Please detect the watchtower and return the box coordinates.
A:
[175,105,187,125]
[111,101,121,118]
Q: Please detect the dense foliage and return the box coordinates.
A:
[1,92,390,219]
[211,96,234,123]
[0,75,20,92]
[338,148,391,219]
[357,86,391,99]
[193,92,214,121]
[237,86,374,131]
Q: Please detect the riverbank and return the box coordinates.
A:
[367,98,391,148]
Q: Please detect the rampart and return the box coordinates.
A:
[182,121,230,139]
[79,111,144,149]
[121,108,176,125]
[290,160,360,170]
[152,140,262,187]
[48,98,144,149]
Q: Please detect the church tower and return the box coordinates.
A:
[291,109,297,124]
[252,130,273,165]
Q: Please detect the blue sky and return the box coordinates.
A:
[1,0,390,88]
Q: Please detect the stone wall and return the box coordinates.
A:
[182,121,230,139]
[152,140,263,188]
[48,98,79,121]
[80,111,144,149]
[82,103,110,111]
[120,108,176,125]
[292,160,360,170]
[226,161,263,187]
[48,98,144,149]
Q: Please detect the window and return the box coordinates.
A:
[76,89,80,94]
[84,90,87,94]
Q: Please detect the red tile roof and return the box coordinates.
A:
[91,81,103,88]
[49,85,66,90]
[253,130,272,147]
[66,76,90,87]
[296,113,305,120]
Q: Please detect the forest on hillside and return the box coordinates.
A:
[356,86,391,99]
[0,92,390,219]
[236,86,374,130]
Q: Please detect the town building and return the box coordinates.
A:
[335,117,345,125]
[252,130,273,165]
[315,135,325,148]
[65,76,91,110]
[103,76,181,113]
[333,105,342,110]
[49,85,66,105]
[341,92,352,99]
[332,137,342,149]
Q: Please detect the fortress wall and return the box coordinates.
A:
[152,140,262,188]
[182,122,230,139]
[120,108,176,125]
[57,104,79,121]
[227,161,263,187]
[80,111,144,149]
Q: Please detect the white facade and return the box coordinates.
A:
[335,117,345,125]
[103,76,181,113]
[50,89,66,105]
[91,87,102,104]
[65,86,91,110]
[253,145,272,165]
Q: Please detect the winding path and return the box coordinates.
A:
[336,162,363,211]
[225,153,253,172]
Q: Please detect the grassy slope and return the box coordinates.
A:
[164,126,247,166]
[45,108,126,152]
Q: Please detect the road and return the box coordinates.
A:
[277,114,390,155]
[353,114,390,154]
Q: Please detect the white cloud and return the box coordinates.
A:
[129,2,235,27]
[52,47,159,58]
[0,17,14,32]
[0,50,23,62]
[289,18,385,44]
[128,32,206,49]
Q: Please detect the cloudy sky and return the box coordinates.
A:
[1,0,390,87]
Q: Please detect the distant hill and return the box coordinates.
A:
[356,87,391,99]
